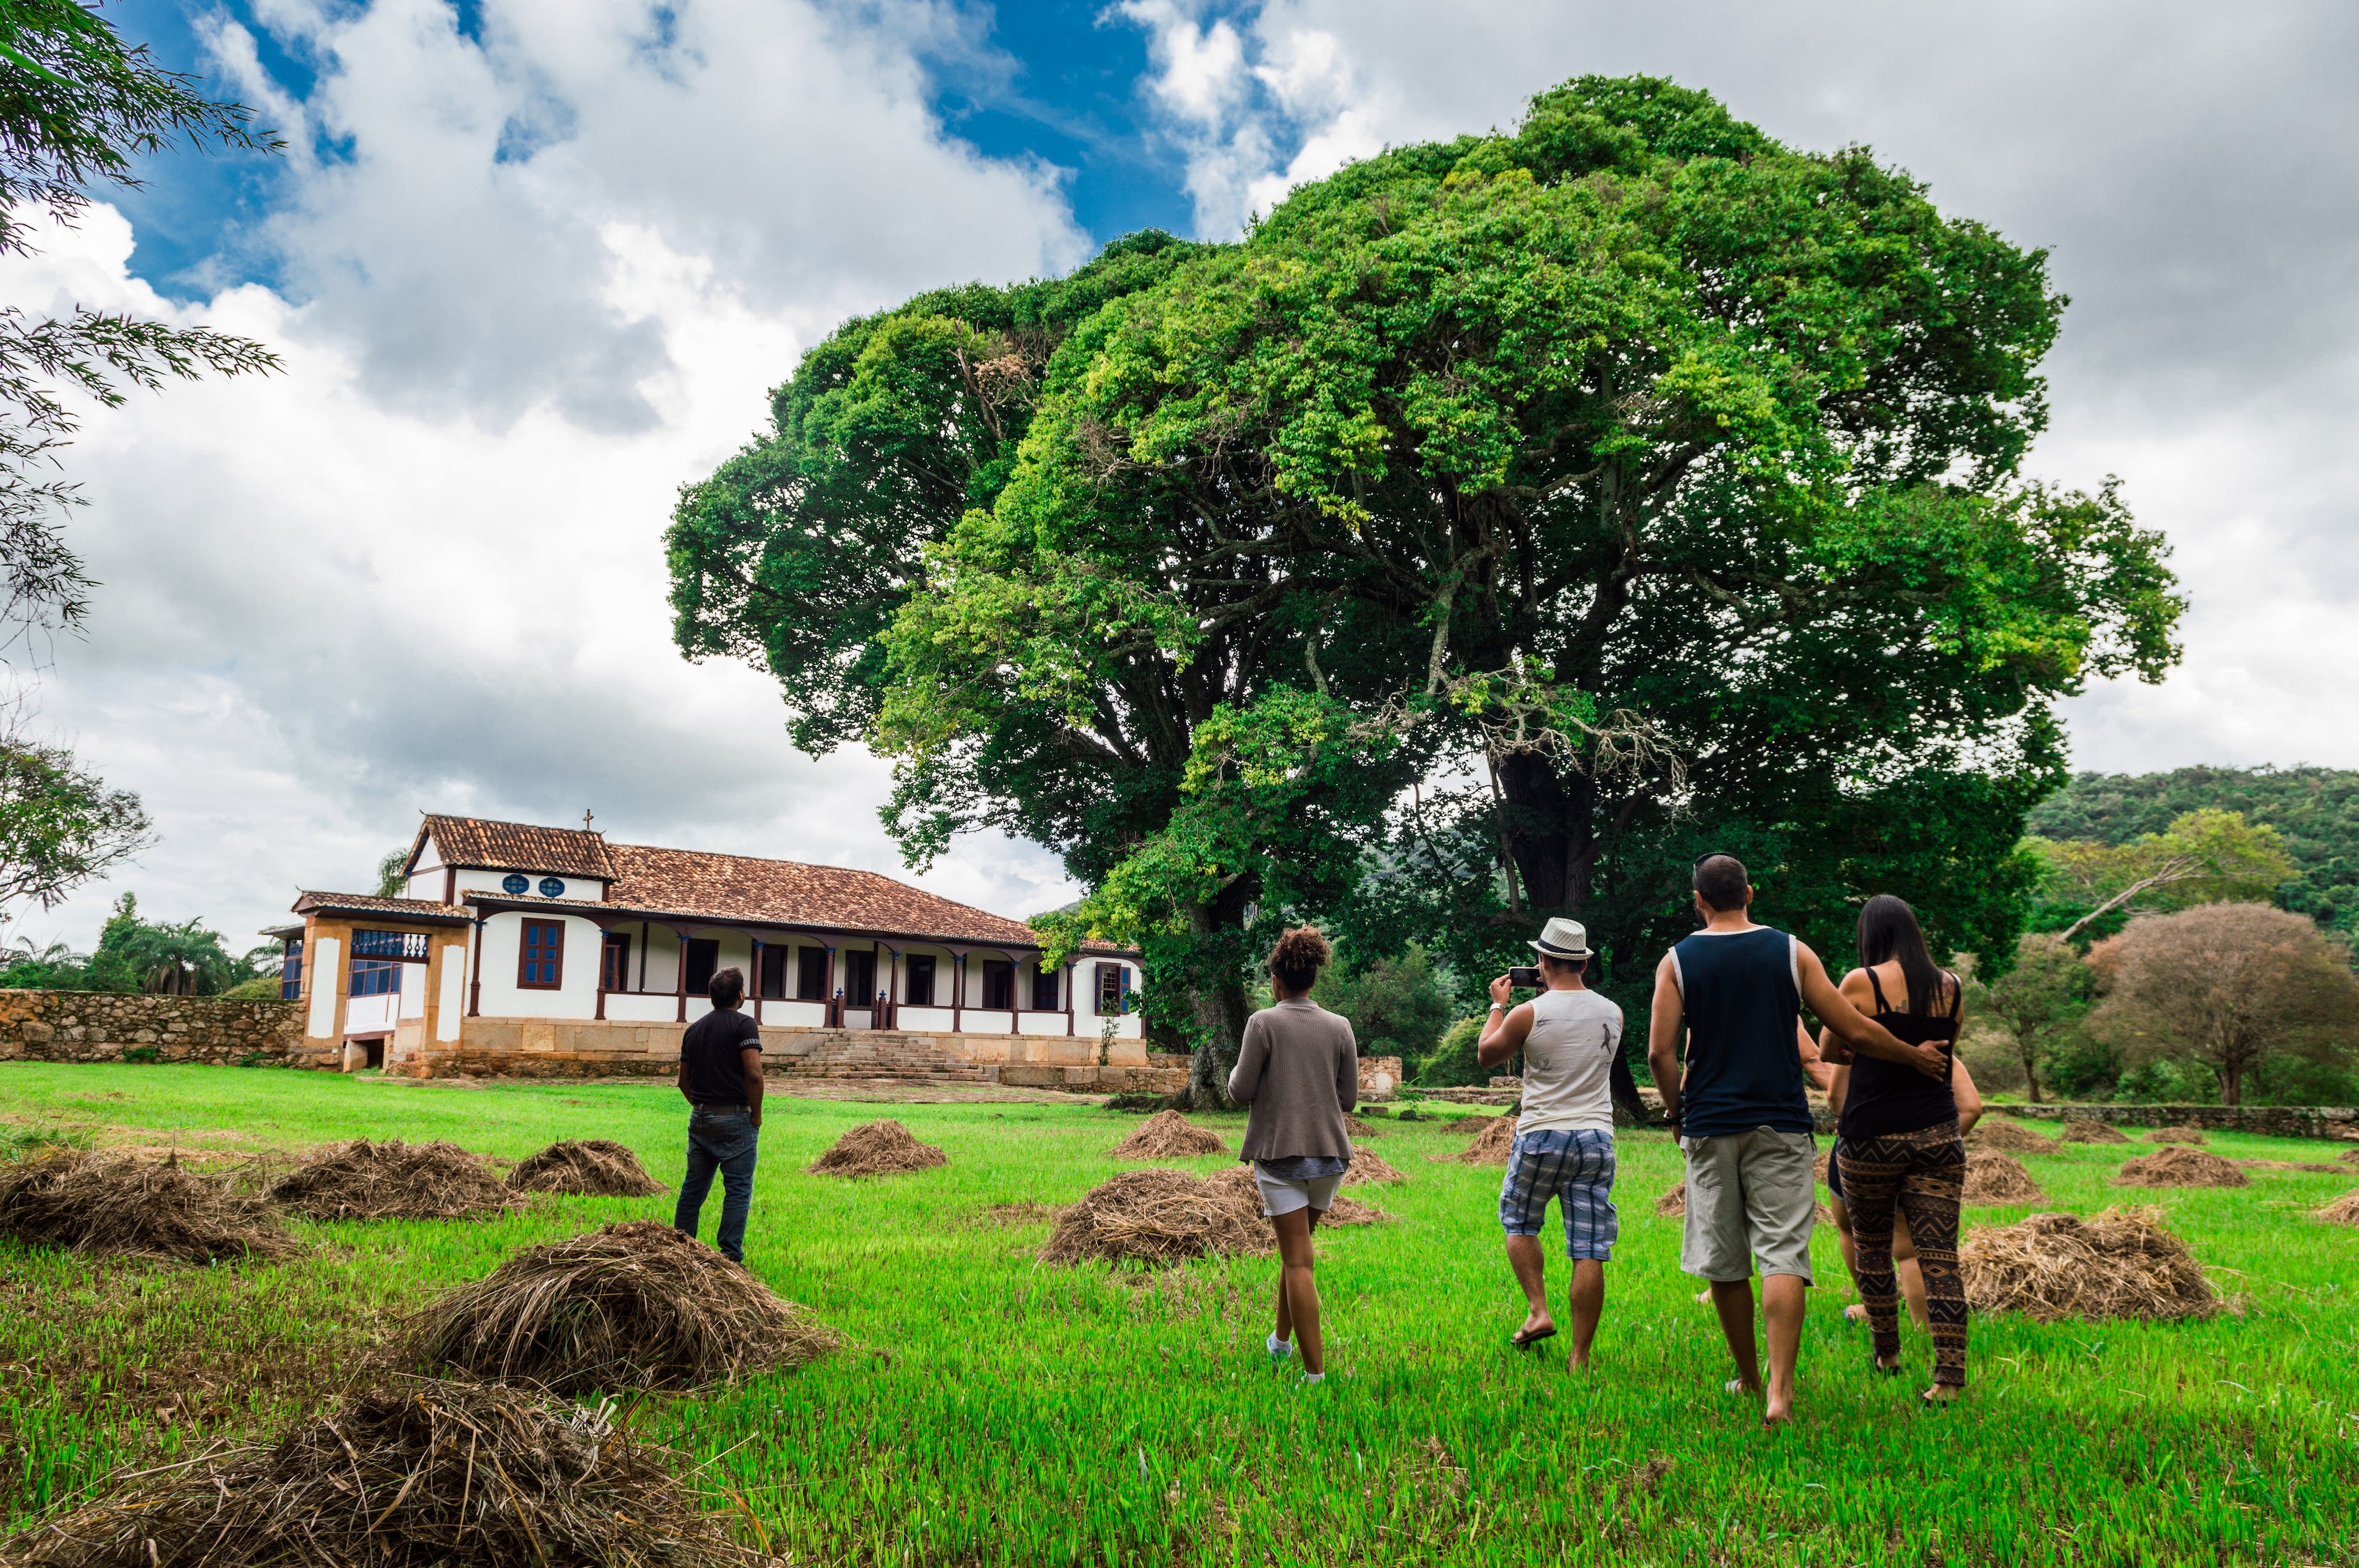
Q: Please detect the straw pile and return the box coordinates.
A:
[2339,1147,2359,1165]
[2116,1147,2248,1187]
[2059,1119,2131,1144]
[505,1138,662,1196]
[1109,1110,1226,1159]
[0,1151,300,1264]
[1343,1114,1380,1137]
[1969,1119,2055,1154]
[1202,1165,1389,1227]
[2144,1126,2207,1145]
[270,1139,519,1220]
[1960,1207,2222,1322]
[1961,1153,2046,1205]
[1039,1167,1272,1265]
[2314,1192,2359,1225]
[807,1119,947,1177]
[402,1221,838,1393]
[1344,1144,1405,1185]
[0,1377,759,1567]
[1435,1115,1519,1165]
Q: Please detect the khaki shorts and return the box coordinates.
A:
[1679,1125,1817,1284]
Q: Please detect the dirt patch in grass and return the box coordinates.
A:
[505,1138,662,1196]
[2314,1192,2359,1225]
[1344,1144,1405,1185]
[968,1201,1069,1228]
[2058,1119,2130,1144]
[2116,1147,2248,1187]
[1961,1206,2222,1322]
[0,1152,300,1266]
[2143,1125,2207,1145]
[268,1139,519,1221]
[1962,1153,2045,1205]
[2231,1158,2347,1174]
[1040,1167,1272,1266]
[807,1119,948,1177]
[1110,1110,1226,1159]
[0,1377,759,1567]
[401,1220,838,1394]
[2340,1146,2359,1165]
[1432,1115,1518,1165]
[1969,1119,2054,1154]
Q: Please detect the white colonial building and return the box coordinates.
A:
[267,815,1143,1080]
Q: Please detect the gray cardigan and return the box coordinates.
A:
[1228,999,1359,1161]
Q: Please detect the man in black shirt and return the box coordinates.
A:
[673,966,765,1261]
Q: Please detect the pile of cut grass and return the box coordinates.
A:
[505,1137,662,1196]
[1961,1152,2045,1205]
[2116,1146,2248,1187]
[1343,1113,1380,1137]
[0,1376,758,1567]
[2314,1192,2359,1225]
[1435,1115,1518,1166]
[1969,1119,2054,1153]
[0,1151,299,1264]
[402,1220,838,1393]
[807,1119,947,1177]
[1039,1167,1269,1266]
[269,1139,518,1220]
[1960,1206,2222,1322]
[1108,1110,1226,1159]
[2059,1119,2131,1145]
[1344,1144,1405,1185]
[2144,1125,2208,1145]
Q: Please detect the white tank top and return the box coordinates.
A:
[1517,987,1624,1135]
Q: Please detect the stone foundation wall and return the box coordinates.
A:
[0,990,304,1066]
[1997,1102,2358,1140]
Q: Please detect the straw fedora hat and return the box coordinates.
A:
[1530,917,1594,960]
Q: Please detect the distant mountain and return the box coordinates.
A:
[2027,767,2359,935]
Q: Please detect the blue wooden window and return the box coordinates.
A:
[350,958,402,997]
[280,939,302,1001]
[502,873,530,895]
[519,920,565,989]
[1095,963,1131,1015]
[538,877,565,898]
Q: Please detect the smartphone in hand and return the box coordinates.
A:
[1507,966,1543,987]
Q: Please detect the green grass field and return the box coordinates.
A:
[1,1063,2354,1565]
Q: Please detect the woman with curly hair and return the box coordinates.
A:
[1228,925,1359,1385]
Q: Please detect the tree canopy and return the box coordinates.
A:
[669,76,2182,1102]
[0,722,148,918]
[2028,808,2296,942]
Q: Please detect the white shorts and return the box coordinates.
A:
[1253,1169,1343,1217]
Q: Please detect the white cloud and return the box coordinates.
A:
[0,0,1092,952]
[1116,0,2359,777]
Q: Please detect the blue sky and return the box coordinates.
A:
[8,0,2356,951]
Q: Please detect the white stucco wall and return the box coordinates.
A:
[473,910,603,1020]
[306,936,340,1037]
[436,947,466,1040]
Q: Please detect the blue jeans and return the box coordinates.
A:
[675,1105,758,1261]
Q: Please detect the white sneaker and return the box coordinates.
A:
[1267,1333,1293,1363]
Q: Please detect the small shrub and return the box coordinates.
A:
[119,1045,162,1064]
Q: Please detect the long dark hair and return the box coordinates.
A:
[1856,894,1950,1017]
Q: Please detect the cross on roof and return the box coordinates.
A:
[582,809,595,832]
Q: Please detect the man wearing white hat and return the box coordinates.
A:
[1477,916,1624,1369]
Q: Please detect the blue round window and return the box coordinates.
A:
[538,877,565,898]
[501,873,528,895]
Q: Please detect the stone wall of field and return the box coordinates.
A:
[0,990,305,1066]
[1998,1102,2358,1140]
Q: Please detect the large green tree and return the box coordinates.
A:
[670,77,2181,1103]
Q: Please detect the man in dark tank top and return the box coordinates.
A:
[1646,855,1946,1427]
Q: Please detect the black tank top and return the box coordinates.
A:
[1836,967,1959,1141]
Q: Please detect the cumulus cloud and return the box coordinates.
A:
[1,0,1093,949]
[1116,0,2359,775]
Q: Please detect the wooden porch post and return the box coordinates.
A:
[675,930,689,1024]
[750,937,764,1024]
[1065,961,1076,1035]
[951,952,964,1032]
[826,944,839,1028]
[467,916,484,1017]
[886,944,899,1030]
[595,925,607,1021]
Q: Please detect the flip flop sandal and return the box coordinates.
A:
[1509,1325,1557,1350]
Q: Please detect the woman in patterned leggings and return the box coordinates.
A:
[1819,895,1969,1404]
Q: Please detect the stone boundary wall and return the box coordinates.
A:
[1997,1102,2358,1140]
[0,990,304,1066]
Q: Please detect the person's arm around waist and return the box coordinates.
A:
[1797,946,1945,1079]
[1645,951,1686,1127]
[1227,1016,1269,1105]
[1950,1052,1983,1136]
[740,1038,765,1130]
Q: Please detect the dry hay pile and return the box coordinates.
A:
[1960,1207,2222,1322]
[2059,1118,2132,1145]
[505,1138,662,1197]
[0,1152,300,1265]
[2144,1125,2208,1145]
[1961,1153,2046,1206]
[1,1377,758,1568]
[2314,1192,2359,1225]
[1109,1110,1227,1159]
[269,1139,519,1221]
[1039,1167,1272,1265]
[1433,1115,1519,1165]
[1969,1119,2055,1154]
[1343,1113,1380,1137]
[1344,1144,1406,1185]
[403,1221,837,1393]
[2339,1146,2359,1165]
[2116,1146,2248,1188]
[807,1119,947,1177]
[1201,1165,1389,1227]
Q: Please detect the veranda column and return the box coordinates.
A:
[951,951,964,1032]
[750,937,764,1024]
[675,930,689,1024]
[467,916,484,1017]
[595,925,607,1020]
[1064,961,1076,1035]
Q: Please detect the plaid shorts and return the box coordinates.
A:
[1498,1128,1618,1260]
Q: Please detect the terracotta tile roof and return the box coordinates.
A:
[292,891,473,925]
[599,843,1052,948]
[415,815,616,879]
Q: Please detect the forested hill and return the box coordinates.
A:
[2028,766,2359,933]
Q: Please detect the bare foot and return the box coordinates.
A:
[1872,1354,1904,1375]
[1842,1302,1868,1323]
[1568,1350,1594,1374]
[1762,1398,1794,1428]
[1922,1385,1962,1405]
[1511,1312,1555,1347]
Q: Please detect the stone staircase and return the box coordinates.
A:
[767,1029,995,1084]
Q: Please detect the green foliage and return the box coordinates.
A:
[1961,933,2094,1103]
[2027,808,2295,943]
[0,893,261,994]
[0,933,84,989]
[1411,1013,1492,1088]
[2029,766,2359,936]
[1309,944,1453,1063]
[216,972,284,1001]
[374,847,409,898]
[0,731,149,918]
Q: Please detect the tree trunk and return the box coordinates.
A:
[2019,1038,2042,1103]
[1177,897,1250,1112]
[1497,751,1596,914]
